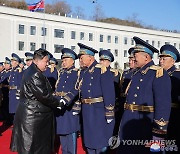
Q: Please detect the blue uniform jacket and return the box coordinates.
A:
[120,61,171,140]
[8,66,23,113]
[43,66,58,91]
[64,60,116,149]
[55,66,79,135]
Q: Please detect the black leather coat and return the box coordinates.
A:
[10,63,60,154]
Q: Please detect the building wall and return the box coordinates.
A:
[0,6,180,69]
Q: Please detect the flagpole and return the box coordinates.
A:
[43,0,45,46]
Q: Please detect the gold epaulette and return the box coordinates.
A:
[95,64,107,74]
[150,65,163,78]
[16,67,22,73]
[110,68,119,76]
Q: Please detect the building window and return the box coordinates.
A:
[30,26,36,35]
[41,27,47,36]
[54,44,64,53]
[80,32,84,40]
[89,33,93,41]
[131,38,134,45]
[71,46,76,51]
[115,36,118,44]
[174,43,176,48]
[146,40,149,43]
[115,49,118,57]
[19,24,24,34]
[179,44,180,49]
[124,62,128,70]
[19,41,24,51]
[107,35,111,43]
[124,50,127,57]
[165,42,170,45]
[54,29,64,38]
[71,31,76,39]
[30,42,36,51]
[41,43,46,49]
[152,41,155,46]
[100,34,103,42]
[124,37,128,44]
[114,62,119,69]
[158,41,161,48]
[100,48,103,51]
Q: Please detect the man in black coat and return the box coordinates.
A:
[10,48,65,154]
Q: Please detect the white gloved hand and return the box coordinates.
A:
[107,119,113,123]
[72,112,78,115]
[57,99,66,110]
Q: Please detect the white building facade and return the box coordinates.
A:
[0,6,180,69]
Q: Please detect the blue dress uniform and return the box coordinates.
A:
[0,57,11,124]
[159,44,180,151]
[9,53,23,114]
[63,43,116,153]
[118,37,171,154]
[43,57,58,91]
[99,50,121,137]
[54,48,79,154]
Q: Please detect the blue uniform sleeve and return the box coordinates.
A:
[101,69,116,120]
[152,70,171,137]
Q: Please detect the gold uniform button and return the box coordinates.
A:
[132,102,136,104]
[140,79,143,82]
[88,90,90,92]
[91,77,93,79]
[63,86,65,88]
[65,81,67,83]
[67,76,69,78]
[89,83,92,86]
[137,87,140,89]
[134,94,137,97]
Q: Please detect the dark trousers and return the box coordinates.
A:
[60,132,77,154]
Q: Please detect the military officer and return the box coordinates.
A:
[0,57,11,125]
[8,53,23,125]
[61,43,116,154]
[159,44,180,151]
[19,59,26,71]
[0,62,4,119]
[120,47,137,108]
[25,52,33,67]
[43,57,58,91]
[99,50,121,137]
[54,48,79,154]
[117,36,171,154]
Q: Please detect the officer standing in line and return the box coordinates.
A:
[117,36,171,154]
[120,47,137,109]
[8,53,23,125]
[60,43,116,154]
[19,59,26,71]
[25,52,33,68]
[0,57,11,125]
[98,50,121,137]
[54,48,79,154]
[159,44,180,151]
[43,57,58,91]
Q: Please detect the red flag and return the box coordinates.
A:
[27,0,44,12]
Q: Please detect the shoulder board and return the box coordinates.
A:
[110,68,119,76]
[95,64,107,74]
[16,67,22,73]
[150,65,163,78]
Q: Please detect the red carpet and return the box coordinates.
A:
[0,122,86,154]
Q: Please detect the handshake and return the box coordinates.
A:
[57,99,67,110]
